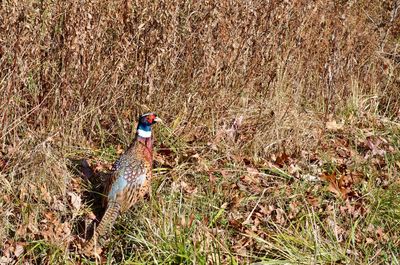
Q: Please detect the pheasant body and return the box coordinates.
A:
[82,112,160,256]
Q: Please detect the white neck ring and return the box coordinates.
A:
[138,129,152,138]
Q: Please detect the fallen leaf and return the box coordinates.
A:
[240,169,261,187]
[365,137,386,156]
[14,244,24,257]
[188,213,195,227]
[180,181,198,194]
[207,142,218,151]
[366,237,374,244]
[259,204,274,215]
[180,215,186,227]
[303,174,319,182]
[15,225,27,236]
[288,164,301,175]
[273,152,290,167]
[320,172,348,199]
[43,211,55,222]
[246,167,259,175]
[274,208,286,225]
[40,186,52,203]
[367,224,375,233]
[191,153,200,159]
[116,145,124,154]
[288,200,300,219]
[376,227,385,240]
[208,172,217,185]
[0,256,13,265]
[326,120,344,131]
[52,198,66,212]
[2,242,13,258]
[307,195,319,207]
[7,146,17,155]
[68,192,81,211]
[229,218,244,230]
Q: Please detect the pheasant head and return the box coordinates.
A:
[136,112,162,139]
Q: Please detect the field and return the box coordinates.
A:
[1,0,400,264]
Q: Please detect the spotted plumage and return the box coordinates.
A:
[82,112,161,256]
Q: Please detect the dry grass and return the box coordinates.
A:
[0,0,399,264]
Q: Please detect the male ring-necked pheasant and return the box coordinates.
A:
[82,112,161,255]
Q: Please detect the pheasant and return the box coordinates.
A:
[82,112,161,256]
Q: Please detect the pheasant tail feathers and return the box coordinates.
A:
[82,203,121,255]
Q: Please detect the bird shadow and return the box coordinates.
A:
[67,159,109,248]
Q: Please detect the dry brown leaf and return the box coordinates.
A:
[43,211,55,222]
[207,142,218,151]
[208,172,217,186]
[288,200,300,219]
[320,172,358,199]
[19,187,28,200]
[376,227,385,240]
[191,153,200,159]
[229,218,244,231]
[273,152,290,167]
[246,167,259,175]
[327,182,346,199]
[303,174,319,182]
[365,137,386,156]
[220,170,229,179]
[52,198,66,212]
[27,221,39,234]
[40,186,52,203]
[232,237,250,256]
[326,120,344,131]
[275,208,286,225]
[68,192,82,211]
[367,223,375,233]
[180,215,186,227]
[14,244,24,258]
[0,256,13,265]
[366,237,374,244]
[2,243,13,259]
[307,195,319,207]
[2,195,10,204]
[56,222,72,239]
[259,204,274,215]
[288,164,301,175]
[228,194,243,209]
[241,168,262,187]
[188,213,195,227]
[116,145,124,154]
[180,181,198,194]
[7,146,17,155]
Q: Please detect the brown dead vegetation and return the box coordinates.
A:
[0,0,399,263]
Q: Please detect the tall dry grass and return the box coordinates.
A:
[1,1,398,147]
[0,0,399,263]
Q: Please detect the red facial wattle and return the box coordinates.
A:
[147,115,155,123]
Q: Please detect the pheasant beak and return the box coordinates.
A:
[154,117,162,123]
